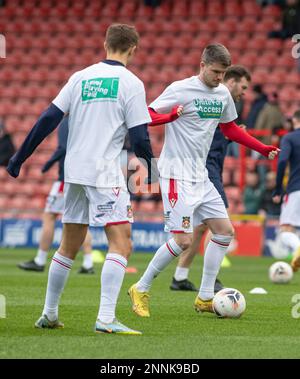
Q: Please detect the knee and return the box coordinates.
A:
[173,234,193,251]
[110,238,133,260]
[224,226,235,238]
[214,226,235,238]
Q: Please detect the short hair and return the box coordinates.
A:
[201,44,231,67]
[293,109,300,120]
[224,65,251,82]
[105,24,139,53]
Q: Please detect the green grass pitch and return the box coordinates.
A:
[1,248,300,359]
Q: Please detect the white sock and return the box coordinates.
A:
[137,238,182,292]
[42,252,73,321]
[174,267,189,281]
[279,231,300,251]
[34,249,48,266]
[199,234,232,300]
[82,253,93,269]
[98,253,127,324]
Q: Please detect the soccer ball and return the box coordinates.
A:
[269,261,293,284]
[212,288,246,318]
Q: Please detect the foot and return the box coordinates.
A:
[35,314,64,329]
[128,283,150,317]
[194,296,214,313]
[95,319,142,335]
[77,266,95,274]
[291,250,300,272]
[214,278,224,294]
[18,260,45,272]
[170,278,197,291]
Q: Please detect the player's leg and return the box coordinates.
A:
[18,212,57,271]
[129,178,193,317]
[277,192,300,271]
[96,222,142,334]
[202,228,226,292]
[90,187,141,335]
[35,183,89,328]
[170,224,207,291]
[193,178,233,313]
[195,218,234,313]
[279,224,300,272]
[78,229,95,274]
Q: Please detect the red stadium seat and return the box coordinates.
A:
[276,54,296,69]
[279,87,297,102]
[28,197,46,210]
[255,18,281,33]
[189,0,206,17]
[225,186,240,202]
[264,38,283,52]
[246,36,266,51]
[262,4,282,18]
[207,1,224,17]
[199,18,220,33]
[217,18,238,34]
[239,52,258,68]
[256,52,279,68]
[0,196,11,210]
[236,17,257,33]
[241,2,262,17]
[229,35,249,51]
[172,1,189,17]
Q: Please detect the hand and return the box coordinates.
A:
[6,158,21,178]
[266,147,280,160]
[272,195,281,204]
[170,105,184,121]
[176,105,184,116]
[239,124,247,130]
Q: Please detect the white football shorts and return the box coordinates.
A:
[160,177,229,233]
[44,181,65,214]
[280,191,300,227]
[62,183,133,227]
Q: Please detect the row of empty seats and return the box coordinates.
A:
[0,1,282,20]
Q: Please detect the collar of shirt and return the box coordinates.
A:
[101,59,125,67]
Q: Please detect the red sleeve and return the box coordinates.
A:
[219,121,277,157]
[148,106,180,126]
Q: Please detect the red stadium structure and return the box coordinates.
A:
[0,0,299,220]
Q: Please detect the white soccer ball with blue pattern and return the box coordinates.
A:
[212,288,246,318]
[269,261,293,284]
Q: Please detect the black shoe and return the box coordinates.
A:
[78,266,95,274]
[214,278,224,294]
[18,260,45,272]
[170,277,198,291]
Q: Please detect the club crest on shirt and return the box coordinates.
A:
[193,99,223,119]
[182,216,191,229]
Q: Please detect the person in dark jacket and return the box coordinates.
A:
[273,109,300,272]
[246,84,268,129]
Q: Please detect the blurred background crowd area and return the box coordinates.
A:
[0,0,299,221]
